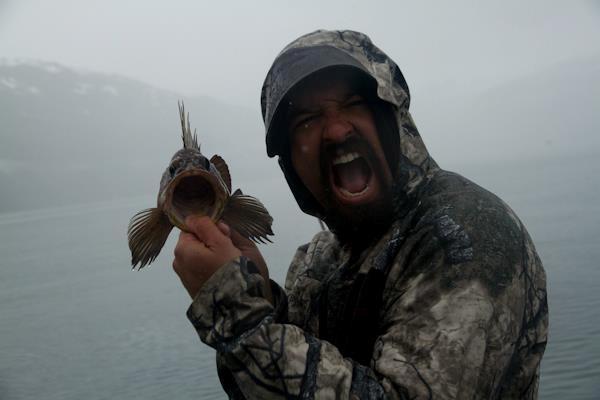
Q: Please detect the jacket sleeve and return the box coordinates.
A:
[187,233,547,400]
[187,256,385,399]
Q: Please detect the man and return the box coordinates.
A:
[173,30,548,399]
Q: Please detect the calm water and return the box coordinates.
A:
[0,155,598,399]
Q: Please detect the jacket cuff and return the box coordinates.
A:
[186,257,285,349]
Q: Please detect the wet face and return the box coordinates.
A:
[287,69,393,226]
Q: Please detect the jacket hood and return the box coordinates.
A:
[261,29,438,226]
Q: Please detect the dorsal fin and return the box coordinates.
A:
[210,154,232,192]
[178,101,200,150]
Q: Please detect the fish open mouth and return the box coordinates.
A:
[168,171,219,226]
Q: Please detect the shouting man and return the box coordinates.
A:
[173,30,548,399]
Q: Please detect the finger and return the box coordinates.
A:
[172,258,182,275]
[185,216,226,246]
[174,231,209,262]
[217,221,231,237]
[179,230,198,242]
[176,232,201,254]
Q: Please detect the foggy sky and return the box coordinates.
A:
[1,1,599,107]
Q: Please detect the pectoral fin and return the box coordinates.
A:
[210,155,231,192]
[128,208,173,269]
[222,190,274,243]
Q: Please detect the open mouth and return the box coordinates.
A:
[329,151,374,201]
[173,174,215,215]
[168,171,219,227]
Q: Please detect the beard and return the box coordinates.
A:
[318,134,395,248]
[322,191,395,248]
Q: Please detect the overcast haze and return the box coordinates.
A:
[1,1,599,105]
[1,1,599,173]
[1,2,600,399]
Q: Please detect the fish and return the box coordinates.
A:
[127,101,274,269]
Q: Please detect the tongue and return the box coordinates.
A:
[333,158,370,194]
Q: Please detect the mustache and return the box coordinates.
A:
[322,134,373,160]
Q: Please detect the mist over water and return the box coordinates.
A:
[0,59,598,398]
[1,154,598,399]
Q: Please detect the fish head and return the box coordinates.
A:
[158,148,229,231]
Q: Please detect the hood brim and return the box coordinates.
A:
[263,45,371,158]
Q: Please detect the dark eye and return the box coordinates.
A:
[204,158,211,169]
[346,97,366,108]
[169,160,180,175]
[293,115,318,131]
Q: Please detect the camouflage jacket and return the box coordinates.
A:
[187,30,548,399]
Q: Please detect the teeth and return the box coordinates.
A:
[332,152,361,165]
[339,185,369,197]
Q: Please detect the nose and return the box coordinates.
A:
[322,112,353,144]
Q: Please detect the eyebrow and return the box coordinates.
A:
[287,92,359,119]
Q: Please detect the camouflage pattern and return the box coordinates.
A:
[187,30,548,399]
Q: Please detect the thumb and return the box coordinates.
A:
[217,221,231,237]
[185,216,225,246]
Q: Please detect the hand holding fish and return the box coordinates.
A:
[223,222,273,303]
[127,102,273,270]
[172,216,241,299]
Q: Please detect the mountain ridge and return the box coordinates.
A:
[1,55,598,213]
[0,60,273,212]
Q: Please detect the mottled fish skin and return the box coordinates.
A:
[127,101,274,270]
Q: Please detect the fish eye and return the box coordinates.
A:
[169,161,180,175]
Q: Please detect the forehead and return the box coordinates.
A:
[287,68,367,110]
